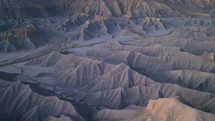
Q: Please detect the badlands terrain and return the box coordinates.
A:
[0,0,215,121]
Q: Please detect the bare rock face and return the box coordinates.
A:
[0,0,215,121]
[1,0,214,19]
[202,52,215,60]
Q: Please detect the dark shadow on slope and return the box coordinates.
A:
[129,66,151,77]
[0,71,19,81]
[59,50,72,55]
[22,82,55,96]
[59,97,92,121]
[0,113,21,121]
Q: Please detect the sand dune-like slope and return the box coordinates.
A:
[92,97,215,121]
[0,80,89,121]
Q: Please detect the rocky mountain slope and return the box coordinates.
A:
[0,0,215,121]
